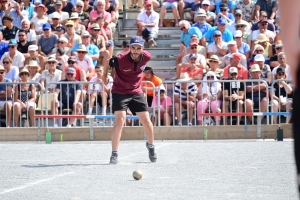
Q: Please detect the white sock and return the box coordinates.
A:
[89,107,93,114]
[102,107,106,114]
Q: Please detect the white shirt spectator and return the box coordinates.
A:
[137,10,159,33]
[48,12,70,23]
[251,30,275,41]
[40,69,62,89]
[15,29,37,42]
[272,65,292,81]
[88,75,113,94]
[0,51,25,69]
[31,16,49,32]
[227,21,251,34]
[207,41,228,57]
[75,55,94,73]
[182,53,207,66]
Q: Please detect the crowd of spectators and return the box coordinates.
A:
[0,0,292,127]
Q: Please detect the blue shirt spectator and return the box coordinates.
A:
[0,40,8,59]
[9,10,23,29]
[0,77,12,101]
[204,25,233,45]
[191,3,201,12]
[23,3,36,20]
[5,66,19,82]
[237,42,250,55]
[72,43,100,66]
[180,26,202,47]
[192,22,212,36]
[216,0,236,14]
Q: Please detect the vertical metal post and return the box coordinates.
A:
[89,118,94,140]
[257,117,261,138]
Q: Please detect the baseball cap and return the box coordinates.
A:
[235,9,242,15]
[189,54,198,59]
[143,66,155,74]
[218,18,226,25]
[28,45,38,51]
[65,67,76,73]
[70,12,79,19]
[8,39,17,46]
[254,54,265,62]
[229,53,241,61]
[130,36,144,46]
[250,64,261,72]
[220,3,228,9]
[122,40,129,46]
[213,30,222,36]
[227,40,237,46]
[276,67,285,74]
[91,23,100,30]
[229,67,238,74]
[81,31,90,37]
[42,23,51,30]
[234,30,242,38]
[201,0,210,5]
[59,37,68,43]
[65,20,74,26]
[56,0,62,5]
[190,42,198,46]
[52,12,61,19]
[47,55,58,62]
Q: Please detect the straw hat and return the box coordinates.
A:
[27,60,41,71]
[19,68,30,77]
[0,65,6,72]
[206,55,222,64]
[34,4,48,13]
[177,72,191,82]
[255,34,269,43]
[76,44,87,52]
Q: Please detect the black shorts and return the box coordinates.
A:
[251,96,265,109]
[146,95,153,107]
[60,101,74,110]
[112,93,148,114]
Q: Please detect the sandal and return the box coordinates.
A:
[130,4,135,8]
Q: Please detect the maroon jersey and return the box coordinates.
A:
[109,50,151,95]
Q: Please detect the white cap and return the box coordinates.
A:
[229,67,238,74]
[157,85,166,92]
[81,31,90,37]
[47,55,58,62]
[28,45,38,51]
[76,0,84,5]
[227,40,237,46]
[234,30,242,38]
[70,12,79,19]
[34,0,41,4]
[254,54,265,62]
[52,12,61,19]
[202,0,210,5]
[59,36,68,43]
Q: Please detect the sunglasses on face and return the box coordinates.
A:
[261,15,267,18]
[123,45,129,48]
[0,72,4,74]
[221,9,227,12]
[8,46,15,48]
[82,36,89,39]
[76,5,82,7]
[18,35,25,37]
[261,23,268,26]
[52,18,59,20]
[278,72,285,76]
[93,29,100,31]
[207,76,214,79]
[180,27,186,31]
[190,46,197,50]
[230,73,237,76]
[236,25,244,28]
[256,50,263,53]
[276,47,282,50]
[209,60,218,63]
[20,73,28,76]
[66,25,73,28]
[202,4,209,6]
[58,41,65,44]
[234,37,241,39]
[235,14,241,17]
[43,29,50,31]
[66,73,75,76]
[3,61,10,64]
[214,35,221,37]
[77,51,86,54]
[68,61,76,64]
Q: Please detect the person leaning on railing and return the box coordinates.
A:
[271,67,293,124]
[13,68,36,127]
[0,65,13,127]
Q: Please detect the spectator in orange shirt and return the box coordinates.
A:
[222,53,248,80]
[142,66,162,107]
[180,54,205,81]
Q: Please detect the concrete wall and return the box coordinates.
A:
[0,124,292,141]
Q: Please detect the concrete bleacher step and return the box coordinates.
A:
[147,60,176,70]
[114,38,181,48]
[123,9,191,20]
[120,28,181,38]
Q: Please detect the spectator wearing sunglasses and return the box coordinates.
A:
[227,9,251,34]
[269,42,284,69]
[272,67,293,124]
[197,71,222,126]
[203,18,233,46]
[254,0,277,21]
[51,37,71,56]
[50,12,66,37]
[37,23,59,57]
[252,33,273,58]
[252,54,272,85]
[215,0,236,14]
[235,20,251,46]
[0,39,25,69]
[178,53,205,82]
[247,44,270,68]
[251,21,275,44]
[17,29,34,57]
[251,11,276,33]
[75,0,89,28]
[234,30,250,60]
[15,19,37,44]
[222,53,248,80]
[48,1,70,25]
[0,65,13,127]
[71,45,93,80]
[236,0,255,22]
[271,52,291,81]
[214,3,234,26]
[206,55,223,80]
[192,9,213,36]
[61,20,82,48]
[179,20,202,48]
[51,67,83,128]
[116,40,130,56]
[206,30,228,59]
[220,40,247,69]
[223,67,245,125]
[40,56,62,92]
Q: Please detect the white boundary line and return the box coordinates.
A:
[0,172,75,195]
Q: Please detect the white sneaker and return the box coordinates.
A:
[66,124,72,128]
[54,124,58,128]
[102,112,106,116]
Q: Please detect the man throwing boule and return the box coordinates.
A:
[103,36,157,164]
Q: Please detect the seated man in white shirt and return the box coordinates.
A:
[220,40,247,69]
[87,65,113,115]
[251,20,275,44]
[271,52,292,81]
[207,30,228,59]
[15,19,37,44]
[136,0,159,48]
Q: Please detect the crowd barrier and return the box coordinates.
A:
[0,79,293,128]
